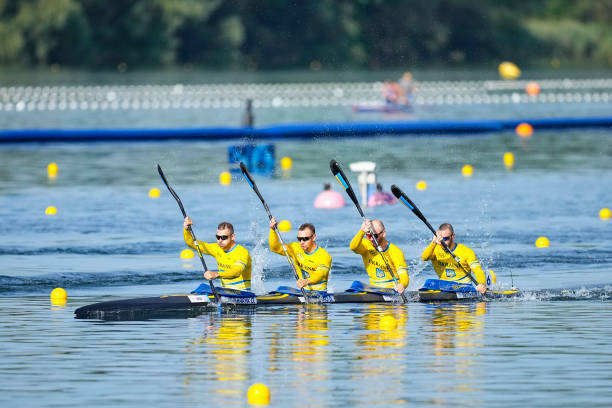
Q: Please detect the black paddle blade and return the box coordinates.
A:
[240,162,257,190]
[240,161,273,218]
[157,164,187,217]
[391,184,435,234]
[330,160,364,217]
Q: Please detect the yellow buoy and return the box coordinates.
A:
[526,82,540,96]
[600,208,611,220]
[416,180,427,191]
[461,164,474,178]
[503,152,515,168]
[498,61,521,80]
[219,171,232,186]
[148,187,161,198]
[278,220,292,232]
[180,249,195,259]
[280,157,293,170]
[379,314,397,330]
[47,162,58,179]
[45,206,58,215]
[50,287,67,304]
[535,236,550,248]
[516,122,533,138]
[247,383,270,406]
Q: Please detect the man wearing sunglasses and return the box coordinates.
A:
[269,217,331,291]
[421,223,487,294]
[183,216,252,291]
[350,219,409,293]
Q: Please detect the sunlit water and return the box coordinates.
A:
[1,70,611,407]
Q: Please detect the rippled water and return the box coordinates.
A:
[1,70,611,407]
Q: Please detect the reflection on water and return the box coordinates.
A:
[183,313,252,405]
[424,302,487,396]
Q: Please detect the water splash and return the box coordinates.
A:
[249,220,268,295]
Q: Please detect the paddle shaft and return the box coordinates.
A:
[330,160,407,302]
[239,162,311,300]
[157,164,221,301]
[390,184,480,286]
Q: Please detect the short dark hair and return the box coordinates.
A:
[438,223,454,234]
[217,222,234,234]
[299,223,315,234]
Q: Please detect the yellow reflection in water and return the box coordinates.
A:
[425,302,487,394]
[265,305,331,403]
[291,304,330,364]
[183,313,252,397]
[354,305,409,375]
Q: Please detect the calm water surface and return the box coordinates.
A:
[1,70,611,407]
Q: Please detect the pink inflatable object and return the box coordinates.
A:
[314,190,346,209]
[367,192,397,207]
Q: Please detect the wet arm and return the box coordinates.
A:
[349,230,367,254]
[183,229,215,255]
[421,241,436,261]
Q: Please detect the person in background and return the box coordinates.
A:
[367,183,397,206]
[183,217,252,291]
[421,223,487,294]
[242,98,254,127]
[398,71,417,100]
[350,218,409,293]
[382,80,408,105]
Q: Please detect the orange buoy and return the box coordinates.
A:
[516,122,533,138]
[526,82,540,96]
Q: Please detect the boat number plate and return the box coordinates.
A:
[221,296,257,305]
[188,295,210,303]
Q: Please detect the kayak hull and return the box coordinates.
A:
[74,288,519,320]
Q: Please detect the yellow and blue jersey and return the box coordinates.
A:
[349,230,409,288]
[421,241,486,285]
[269,230,331,291]
[184,229,252,291]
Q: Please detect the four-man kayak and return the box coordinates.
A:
[74,280,520,320]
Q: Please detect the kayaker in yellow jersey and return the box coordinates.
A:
[350,219,409,293]
[183,216,252,291]
[268,217,331,291]
[421,223,487,294]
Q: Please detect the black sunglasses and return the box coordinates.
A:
[370,231,384,239]
[297,235,313,242]
[216,235,229,240]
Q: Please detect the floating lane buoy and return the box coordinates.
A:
[535,236,550,248]
[526,82,540,96]
[180,249,195,259]
[45,206,58,215]
[50,287,67,304]
[600,208,611,220]
[278,220,292,232]
[47,162,58,179]
[416,180,427,191]
[379,314,397,330]
[247,383,270,405]
[280,156,293,170]
[503,152,515,169]
[498,61,521,80]
[461,164,474,178]
[219,171,231,186]
[148,187,161,198]
[516,122,533,138]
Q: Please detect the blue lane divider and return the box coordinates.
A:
[1,116,611,143]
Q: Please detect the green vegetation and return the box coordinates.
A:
[1,0,611,70]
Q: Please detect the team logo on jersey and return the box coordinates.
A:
[445,268,456,278]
